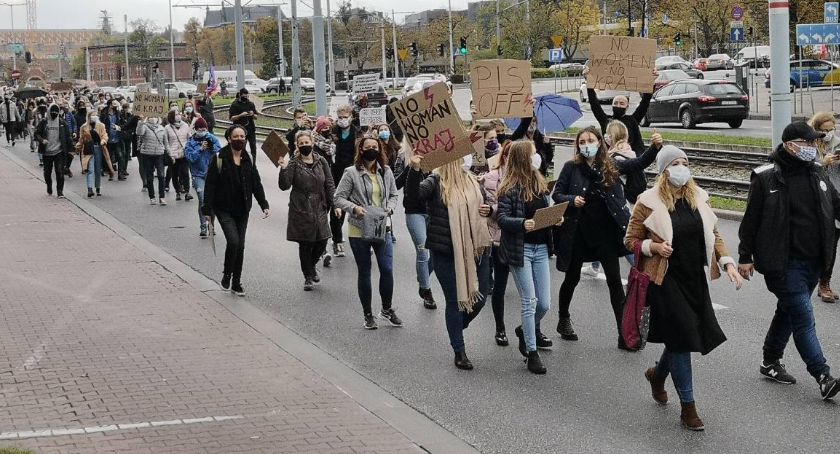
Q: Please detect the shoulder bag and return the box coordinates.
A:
[347,172,388,244]
[621,242,651,351]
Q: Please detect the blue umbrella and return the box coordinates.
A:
[505,94,582,134]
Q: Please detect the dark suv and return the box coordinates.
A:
[642,80,749,129]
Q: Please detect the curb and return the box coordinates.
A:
[713,208,744,222]
[0,146,479,454]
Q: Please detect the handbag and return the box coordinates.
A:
[621,242,651,351]
[346,172,388,244]
[154,127,174,166]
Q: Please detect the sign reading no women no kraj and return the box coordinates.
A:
[585,36,657,94]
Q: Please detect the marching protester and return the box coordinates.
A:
[286,108,311,155]
[497,140,560,374]
[103,101,125,180]
[552,126,662,347]
[738,121,840,401]
[334,135,401,329]
[483,141,513,345]
[34,104,73,198]
[120,101,138,180]
[585,70,652,153]
[136,116,169,205]
[195,94,216,133]
[184,117,221,238]
[75,111,114,197]
[228,88,259,162]
[312,116,335,160]
[510,117,552,175]
[407,153,493,370]
[165,110,193,201]
[26,101,39,157]
[1,94,19,146]
[183,100,201,129]
[329,105,360,258]
[61,101,76,177]
[469,124,501,175]
[279,130,336,291]
[202,125,271,297]
[808,112,840,302]
[626,145,742,431]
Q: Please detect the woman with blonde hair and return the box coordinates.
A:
[625,145,742,431]
[808,112,840,302]
[407,153,494,370]
[497,140,559,374]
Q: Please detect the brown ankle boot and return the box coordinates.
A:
[818,279,838,303]
[644,368,668,404]
[680,402,705,431]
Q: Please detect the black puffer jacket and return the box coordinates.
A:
[497,186,554,267]
[395,160,428,214]
[201,146,270,217]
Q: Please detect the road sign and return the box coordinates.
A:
[731,26,745,43]
[551,35,564,48]
[662,14,670,25]
[549,48,564,63]
[732,5,744,21]
[730,20,744,28]
[797,23,840,45]
[6,43,23,54]
[11,70,21,80]
[826,2,839,23]
[398,49,409,61]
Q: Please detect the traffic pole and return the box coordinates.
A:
[290,0,302,108]
[312,0,328,116]
[234,0,246,91]
[769,0,791,148]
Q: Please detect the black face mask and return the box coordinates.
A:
[362,149,379,162]
[612,106,627,118]
[298,145,313,156]
[50,111,59,119]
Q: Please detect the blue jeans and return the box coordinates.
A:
[85,145,103,189]
[432,250,490,353]
[405,213,434,290]
[193,176,207,228]
[348,237,394,316]
[511,243,552,352]
[763,259,830,379]
[654,349,694,403]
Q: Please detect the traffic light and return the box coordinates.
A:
[274,54,282,66]
[747,26,754,37]
[153,62,159,73]
[674,32,682,47]
[459,37,467,55]
[438,44,445,57]
[24,51,31,64]
[193,61,200,72]
[386,47,393,60]
[410,42,418,57]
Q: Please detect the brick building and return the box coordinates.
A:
[86,43,195,87]
[0,29,99,82]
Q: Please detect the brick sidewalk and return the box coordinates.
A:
[0,151,421,453]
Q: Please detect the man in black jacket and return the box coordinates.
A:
[34,104,73,197]
[738,121,840,400]
[228,88,258,162]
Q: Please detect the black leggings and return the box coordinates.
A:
[491,245,510,332]
[559,252,625,334]
[298,239,328,279]
[216,211,249,283]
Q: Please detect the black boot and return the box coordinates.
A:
[454,351,473,370]
[514,326,527,358]
[527,350,546,374]
[556,317,579,341]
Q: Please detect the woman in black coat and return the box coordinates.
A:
[202,125,270,297]
[279,130,336,291]
[551,126,661,348]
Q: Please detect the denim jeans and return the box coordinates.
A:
[511,243,552,352]
[193,176,207,228]
[763,259,830,379]
[432,250,490,353]
[654,349,694,403]
[348,237,394,316]
[110,140,126,175]
[85,145,103,189]
[405,213,434,290]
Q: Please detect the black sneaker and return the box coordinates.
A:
[760,361,797,384]
[420,288,437,310]
[311,272,321,284]
[87,188,94,198]
[363,315,378,330]
[47,188,52,196]
[184,193,194,201]
[57,194,65,199]
[231,282,245,297]
[220,274,231,291]
[200,226,208,238]
[303,278,314,291]
[379,308,403,326]
[323,253,332,268]
[334,242,345,257]
[96,188,101,197]
[536,331,553,350]
[176,193,182,201]
[819,373,840,400]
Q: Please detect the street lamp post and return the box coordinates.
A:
[168,0,176,82]
[447,0,454,76]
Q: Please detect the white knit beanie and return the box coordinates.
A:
[655,145,688,174]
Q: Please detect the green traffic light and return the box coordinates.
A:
[460,47,468,55]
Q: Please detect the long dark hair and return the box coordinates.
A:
[573,126,619,187]
[354,136,388,170]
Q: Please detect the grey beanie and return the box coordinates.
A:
[656,145,688,174]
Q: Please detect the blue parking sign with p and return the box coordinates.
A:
[549,48,564,63]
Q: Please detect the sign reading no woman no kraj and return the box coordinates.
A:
[585,36,657,93]
[390,82,470,171]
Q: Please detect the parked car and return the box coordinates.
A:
[693,58,709,71]
[764,59,840,90]
[549,62,586,73]
[705,54,735,70]
[162,82,197,98]
[654,69,692,92]
[655,56,688,67]
[348,84,390,108]
[656,62,703,79]
[299,77,331,92]
[735,46,771,68]
[244,78,269,93]
[579,80,631,104]
[402,73,447,97]
[113,86,137,102]
[642,80,749,129]
[265,77,287,93]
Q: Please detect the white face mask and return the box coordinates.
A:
[579,143,599,159]
[337,118,350,129]
[823,130,834,143]
[667,165,691,187]
[462,154,473,171]
[175,115,183,124]
[531,152,542,171]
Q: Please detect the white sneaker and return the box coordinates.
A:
[581,264,600,278]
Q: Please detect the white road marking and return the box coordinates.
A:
[713,303,729,311]
[0,414,247,440]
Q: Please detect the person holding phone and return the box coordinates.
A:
[228,88,259,162]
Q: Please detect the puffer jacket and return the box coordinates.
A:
[483,167,505,245]
[136,121,169,156]
[164,122,191,159]
[279,155,335,242]
[497,186,554,267]
[184,132,222,178]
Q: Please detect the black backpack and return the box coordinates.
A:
[613,154,647,204]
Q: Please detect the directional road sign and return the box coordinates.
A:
[827,2,839,23]
[796,23,840,45]
[732,5,744,21]
[549,48,565,63]
[731,26,745,43]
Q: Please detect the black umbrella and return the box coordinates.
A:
[15,86,48,100]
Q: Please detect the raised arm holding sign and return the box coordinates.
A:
[585,36,657,93]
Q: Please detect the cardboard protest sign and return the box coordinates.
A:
[389,82,470,172]
[50,82,73,92]
[197,83,207,94]
[251,95,265,114]
[353,73,381,95]
[471,131,487,169]
[134,92,168,117]
[359,106,387,126]
[470,59,533,119]
[585,36,657,93]
[532,202,569,230]
[261,130,290,166]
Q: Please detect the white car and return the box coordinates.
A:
[163,82,198,98]
[299,77,331,92]
[402,73,447,97]
[244,78,269,93]
[114,86,137,102]
[654,56,688,67]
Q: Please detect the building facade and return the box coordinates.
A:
[86,43,195,87]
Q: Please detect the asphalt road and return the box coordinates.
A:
[13,143,840,453]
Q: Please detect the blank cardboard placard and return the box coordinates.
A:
[261,130,290,167]
[533,202,569,231]
[353,73,381,95]
[50,82,73,92]
[390,82,470,171]
[359,106,387,126]
[585,36,657,93]
[134,92,169,117]
[251,96,265,114]
[470,59,533,119]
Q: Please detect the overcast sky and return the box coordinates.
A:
[1,0,470,31]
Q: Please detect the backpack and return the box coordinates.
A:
[613,154,647,204]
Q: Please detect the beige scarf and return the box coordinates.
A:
[447,179,492,312]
